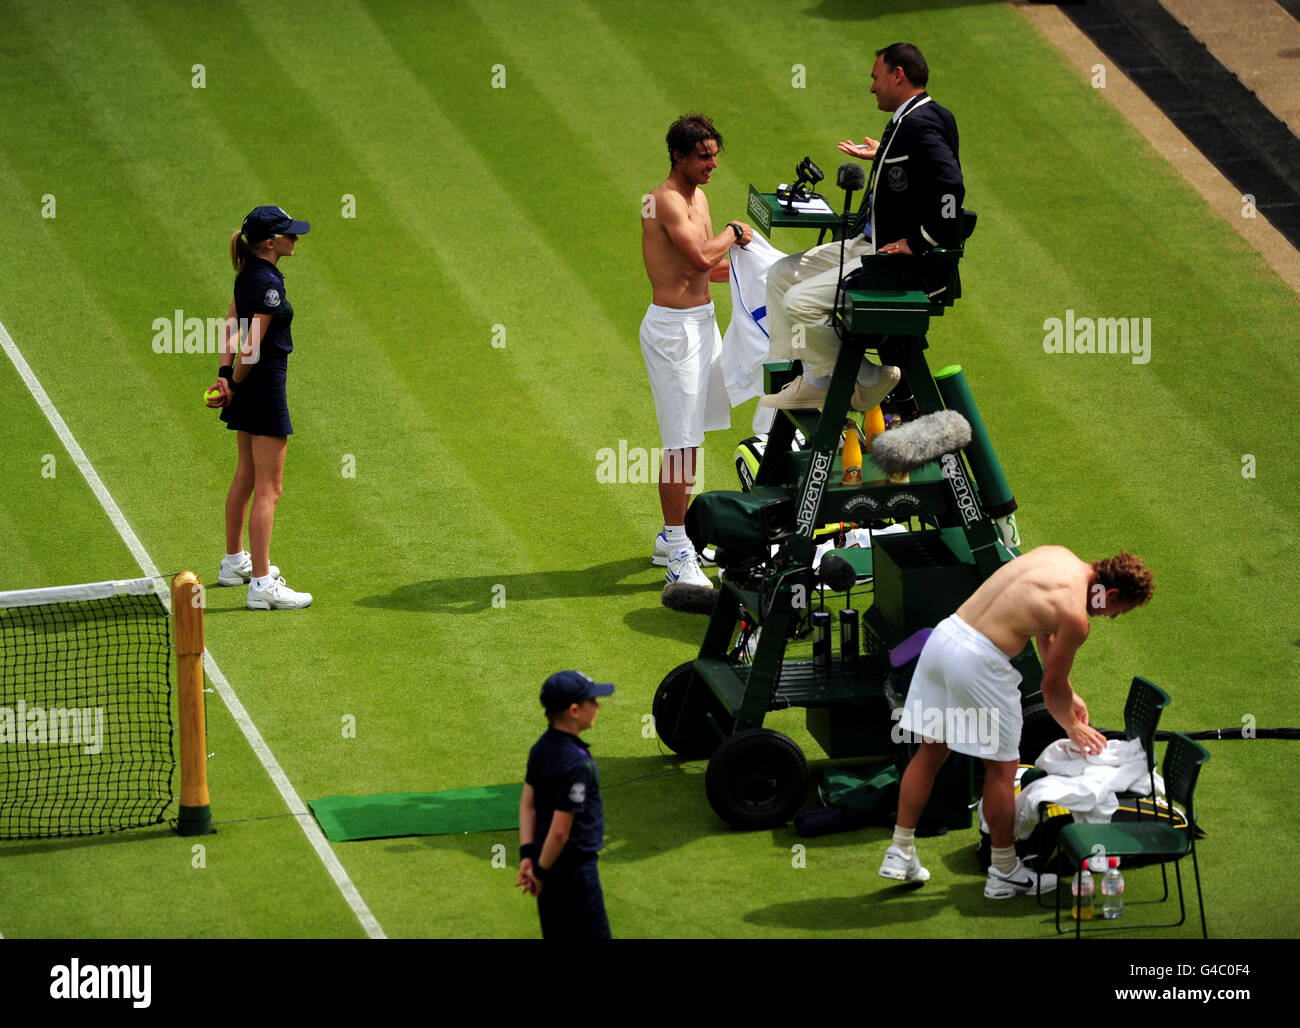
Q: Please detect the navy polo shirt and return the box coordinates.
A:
[525,727,604,861]
[234,257,294,357]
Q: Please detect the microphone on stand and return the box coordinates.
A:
[834,163,868,339]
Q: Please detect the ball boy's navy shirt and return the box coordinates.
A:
[525,727,604,861]
[234,256,295,357]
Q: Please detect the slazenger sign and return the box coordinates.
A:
[797,451,833,535]
[941,453,981,527]
[748,190,772,235]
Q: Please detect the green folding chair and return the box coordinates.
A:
[1055,732,1210,937]
[1033,676,1171,907]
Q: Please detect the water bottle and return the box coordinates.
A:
[1101,857,1125,919]
[1071,859,1094,920]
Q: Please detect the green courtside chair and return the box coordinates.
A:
[1055,732,1210,938]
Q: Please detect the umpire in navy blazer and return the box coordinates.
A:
[762,42,964,414]
[845,42,965,276]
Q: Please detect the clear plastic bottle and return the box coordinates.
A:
[1071,859,1094,920]
[1101,856,1125,919]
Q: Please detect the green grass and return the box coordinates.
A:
[1,0,1297,939]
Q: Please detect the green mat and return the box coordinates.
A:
[308,785,522,842]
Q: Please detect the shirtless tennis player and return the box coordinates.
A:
[879,545,1154,898]
[640,113,753,593]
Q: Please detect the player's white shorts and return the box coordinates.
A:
[640,302,730,451]
[897,614,1023,762]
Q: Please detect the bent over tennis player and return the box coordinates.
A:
[879,546,1153,898]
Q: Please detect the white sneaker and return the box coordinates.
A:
[655,532,715,567]
[985,858,1057,899]
[665,547,711,589]
[218,553,280,586]
[878,844,930,883]
[247,576,313,610]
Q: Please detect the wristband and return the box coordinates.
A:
[217,366,233,383]
[519,843,538,863]
[728,222,743,242]
[533,862,549,882]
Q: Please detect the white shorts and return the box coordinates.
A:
[897,614,1023,762]
[639,302,731,451]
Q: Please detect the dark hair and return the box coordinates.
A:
[876,42,929,88]
[666,114,723,170]
[1092,551,1154,607]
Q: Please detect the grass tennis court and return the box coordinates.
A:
[1,0,1297,940]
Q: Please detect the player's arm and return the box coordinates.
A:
[207,299,239,407]
[232,313,270,385]
[532,809,574,894]
[516,783,539,893]
[658,190,748,271]
[1039,612,1107,755]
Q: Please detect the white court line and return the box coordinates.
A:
[0,318,386,940]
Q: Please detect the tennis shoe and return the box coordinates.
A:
[247,576,313,610]
[665,547,711,589]
[654,533,715,567]
[218,553,280,586]
[851,365,901,412]
[985,859,1057,899]
[878,844,930,883]
[760,376,827,409]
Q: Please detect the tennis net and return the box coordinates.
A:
[0,578,175,839]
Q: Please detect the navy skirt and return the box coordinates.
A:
[220,356,293,437]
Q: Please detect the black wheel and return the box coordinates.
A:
[705,728,809,830]
[1019,701,1066,765]
[653,661,731,759]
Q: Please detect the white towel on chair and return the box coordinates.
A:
[1013,737,1162,840]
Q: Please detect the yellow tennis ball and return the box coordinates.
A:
[204,387,222,403]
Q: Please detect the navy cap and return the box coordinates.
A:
[242,205,311,245]
[540,670,615,712]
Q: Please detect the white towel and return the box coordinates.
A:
[722,235,786,408]
[1011,737,1162,840]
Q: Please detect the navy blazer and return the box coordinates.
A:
[866,93,964,254]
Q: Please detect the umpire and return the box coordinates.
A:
[517,671,613,939]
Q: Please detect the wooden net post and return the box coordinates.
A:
[172,571,214,835]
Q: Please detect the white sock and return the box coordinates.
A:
[663,525,688,546]
[251,574,273,590]
[991,845,1018,875]
[856,360,881,388]
[805,373,830,389]
[891,826,916,859]
[225,550,247,562]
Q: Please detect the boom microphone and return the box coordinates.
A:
[869,410,972,474]
[662,583,718,615]
[818,553,857,593]
[834,163,869,338]
[836,162,866,193]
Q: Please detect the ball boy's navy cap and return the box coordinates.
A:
[540,670,615,712]
[242,205,311,244]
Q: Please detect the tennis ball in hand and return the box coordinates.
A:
[204,387,222,403]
